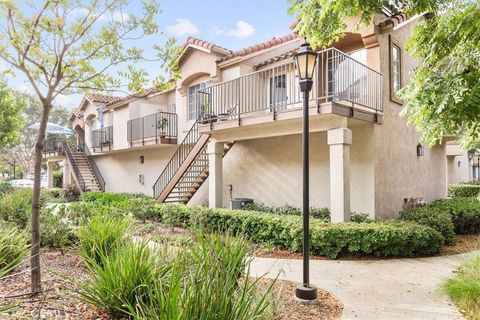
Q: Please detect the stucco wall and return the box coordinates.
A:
[190,124,375,216]
[94,147,176,195]
[447,154,472,184]
[372,18,447,218]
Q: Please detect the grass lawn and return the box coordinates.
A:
[443,254,480,320]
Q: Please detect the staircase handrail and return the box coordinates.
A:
[152,120,203,198]
[63,137,86,191]
[79,137,106,191]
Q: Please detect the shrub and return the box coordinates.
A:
[160,205,444,258]
[399,207,456,245]
[0,224,29,277]
[243,202,331,221]
[309,221,443,258]
[53,171,63,188]
[126,197,157,222]
[81,192,130,206]
[0,180,13,196]
[350,212,373,223]
[0,188,33,228]
[77,214,131,266]
[78,240,167,318]
[429,198,480,234]
[448,183,480,198]
[40,206,77,249]
[63,184,81,202]
[157,203,190,230]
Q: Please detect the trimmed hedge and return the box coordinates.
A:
[448,184,480,198]
[429,198,480,234]
[156,205,443,259]
[399,207,456,245]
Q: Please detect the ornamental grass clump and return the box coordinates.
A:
[77,214,131,267]
[0,224,29,278]
[78,240,169,318]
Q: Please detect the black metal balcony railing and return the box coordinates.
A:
[92,126,113,150]
[197,47,383,122]
[127,111,178,145]
[43,136,65,154]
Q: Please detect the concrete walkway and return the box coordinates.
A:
[251,252,477,320]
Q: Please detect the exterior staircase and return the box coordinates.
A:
[153,121,234,204]
[64,138,105,193]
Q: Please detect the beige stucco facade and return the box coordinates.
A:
[59,13,476,220]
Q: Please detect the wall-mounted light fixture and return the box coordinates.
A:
[139,155,144,164]
[416,143,424,157]
[139,174,144,185]
[458,161,461,168]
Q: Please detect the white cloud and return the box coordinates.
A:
[226,20,255,39]
[55,94,81,110]
[209,21,255,39]
[166,18,199,37]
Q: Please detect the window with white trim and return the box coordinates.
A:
[188,81,211,121]
[392,44,401,93]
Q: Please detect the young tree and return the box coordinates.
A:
[0,80,22,151]
[288,0,479,147]
[1,91,69,178]
[0,0,176,293]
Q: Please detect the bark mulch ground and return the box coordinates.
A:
[0,249,342,319]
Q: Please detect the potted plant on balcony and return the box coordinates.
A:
[156,117,169,138]
[200,101,217,124]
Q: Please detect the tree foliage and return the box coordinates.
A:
[399,1,480,148]
[1,91,69,177]
[288,0,445,49]
[0,80,22,151]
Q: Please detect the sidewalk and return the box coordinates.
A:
[251,252,477,319]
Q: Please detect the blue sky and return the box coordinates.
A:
[3,0,294,110]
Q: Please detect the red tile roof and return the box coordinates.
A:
[68,108,84,121]
[185,37,232,55]
[253,49,297,69]
[85,93,123,106]
[218,33,299,62]
[379,12,408,30]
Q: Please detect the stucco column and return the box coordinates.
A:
[328,128,352,223]
[208,141,223,208]
[47,161,54,188]
[62,159,70,187]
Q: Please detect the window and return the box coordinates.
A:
[188,81,211,121]
[389,35,402,104]
[269,74,287,111]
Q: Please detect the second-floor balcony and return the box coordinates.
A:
[92,126,113,152]
[197,47,383,132]
[127,111,178,147]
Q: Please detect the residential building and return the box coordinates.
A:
[45,12,473,221]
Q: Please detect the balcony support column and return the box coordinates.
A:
[47,161,54,188]
[208,141,223,208]
[328,128,352,223]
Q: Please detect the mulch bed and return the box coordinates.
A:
[0,249,342,319]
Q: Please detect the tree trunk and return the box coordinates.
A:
[30,103,52,294]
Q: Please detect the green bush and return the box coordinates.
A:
[53,171,63,188]
[40,206,77,249]
[309,221,443,258]
[243,203,331,221]
[126,197,157,222]
[0,180,13,196]
[429,198,480,234]
[350,212,373,223]
[63,184,81,202]
[399,207,456,245]
[0,188,33,228]
[159,205,444,258]
[0,224,29,277]
[77,214,131,266]
[78,240,167,318]
[448,183,480,198]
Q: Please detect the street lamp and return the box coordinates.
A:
[294,42,318,302]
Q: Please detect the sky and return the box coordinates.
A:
[3,0,294,110]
